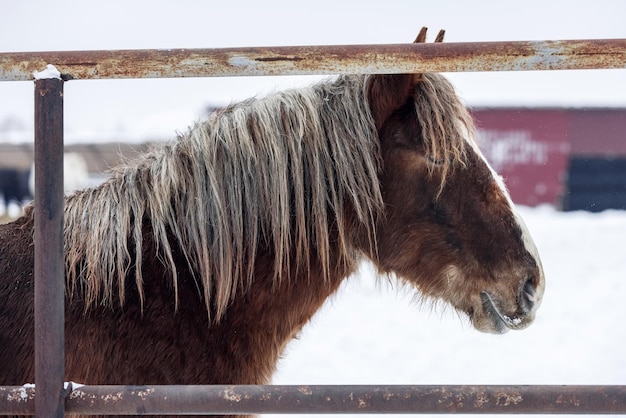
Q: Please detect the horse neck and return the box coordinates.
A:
[205,251,352,383]
[130,230,354,384]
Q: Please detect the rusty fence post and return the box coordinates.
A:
[34,74,65,418]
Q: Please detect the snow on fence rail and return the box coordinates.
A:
[0,38,625,417]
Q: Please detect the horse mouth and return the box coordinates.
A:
[479,291,529,334]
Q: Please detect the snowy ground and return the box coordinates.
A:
[267,205,626,417]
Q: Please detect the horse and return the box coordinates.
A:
[0,29,545,418]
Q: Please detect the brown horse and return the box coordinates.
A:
[0,30,544,417]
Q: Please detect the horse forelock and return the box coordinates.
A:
[63,74,384,321]
[412,73,477,190]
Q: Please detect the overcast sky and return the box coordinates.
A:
[1,0,625,142]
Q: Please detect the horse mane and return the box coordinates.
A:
[47,72,475,321]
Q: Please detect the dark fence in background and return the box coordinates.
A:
[1,38,625,416]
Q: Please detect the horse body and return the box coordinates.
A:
[0,30,545,418]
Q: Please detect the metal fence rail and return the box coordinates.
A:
[1,38,626,81]
[0,38,625,416]
[1,384,626,415]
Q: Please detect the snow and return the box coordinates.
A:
[65,381,84,390]
[32,64,61,80]
[0,201,23,218]
[18,387,28,400]
[266,205,626,417]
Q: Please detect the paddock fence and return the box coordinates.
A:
[1,38,625,416]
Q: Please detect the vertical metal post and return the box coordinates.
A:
[34,77,65,418]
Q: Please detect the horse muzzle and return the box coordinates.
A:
[473,277,543,334]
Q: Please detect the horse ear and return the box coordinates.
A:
[367,27,445,131]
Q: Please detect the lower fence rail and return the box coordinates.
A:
[1,385,625,415]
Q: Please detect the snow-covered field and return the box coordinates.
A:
[267,205,626,417]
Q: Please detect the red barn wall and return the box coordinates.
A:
[472,108,626,207]
[567,109,626,157]
[472,108,570,207]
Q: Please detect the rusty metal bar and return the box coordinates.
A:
[34,77,65,418]
[1,38,625,81]
[1,385,626,415]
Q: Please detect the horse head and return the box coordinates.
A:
[364,28,545,334]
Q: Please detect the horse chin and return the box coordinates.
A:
[468,292,533,335]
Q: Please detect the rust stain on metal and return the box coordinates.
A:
[222,388,242,403]
[100,391,124,403]
[454,392,465,408]
[255,56,304,62]
[473,391,490,408]
[495,390,523,406]
[297,386,312,395]
[556,393,581,407]
[129,388,155,401]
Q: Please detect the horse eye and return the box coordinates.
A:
[427,154,446,166]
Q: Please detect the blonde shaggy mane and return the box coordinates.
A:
[53,72,474,321]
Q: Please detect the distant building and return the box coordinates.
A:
[0,142,154,207]
[2,108,625,212]
[473,108,626,211]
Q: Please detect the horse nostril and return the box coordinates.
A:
[520,278,536,313]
